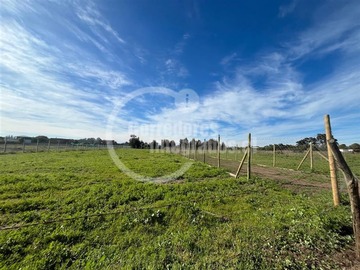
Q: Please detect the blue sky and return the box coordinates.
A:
[1,0,359,146]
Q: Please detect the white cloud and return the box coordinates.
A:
[164,59,189,78]
[0,6,132,140]
[288,1,360,58]
[74,1,126,45]
[220,53,240,67]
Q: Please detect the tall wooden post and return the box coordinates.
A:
[36,138,39,152]
[47,140,51,152]
[194,141,197,160]
[273,144,276,167]
[22,140,25,153]
[203,140,206,163]
[324,114,340,206]
[217,135,220,168]
[310,142,313,170]
[4,137,7,153]
[57,140,60,151]
[247,133,251,180]
[235,144,238,161]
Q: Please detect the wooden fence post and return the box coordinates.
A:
[48,140,51,152]
[310,142,313,170]
[247,133,251,180]
[22,140,25,153]
[324,114,340,206]
[235,144,238,161]
[217,135,220,168]
[4,138,7,153]
[194,141,197,160]
[273,144,276,167]
[328,139,360,258]
[203,139,206,163]
[36,138,39,152]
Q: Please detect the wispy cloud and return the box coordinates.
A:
[278,0,298,18]
[164,59,189,78]
[220,53,240,67]
[287,1,360,58]
[174,33,191,55]
[0,1,132,139]
[74,1,125,45]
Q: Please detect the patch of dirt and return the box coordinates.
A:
[203,156,331,192]
[333,247,360,269]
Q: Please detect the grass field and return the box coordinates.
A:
[0,149,356,269]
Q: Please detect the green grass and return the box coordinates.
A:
[0,150,354,269]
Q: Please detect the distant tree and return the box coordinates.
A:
[150,140,158,149]
[339,144,347,149]
[349,143,360,152]
[221,142,226,150]
[190,138,196,150]
[207,139,218,150]
[169,140,176,148]
[316,133,326,146]
[179,138,188,149]
[161,139,170,149]
[35,135,49,143]
[296,137,317,146]
[129,135,141,148]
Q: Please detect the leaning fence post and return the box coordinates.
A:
[324,114,340,206]
[297,148,310,170]
[235,148,248,178]
[247,133,251,180]
[328,139,360,258]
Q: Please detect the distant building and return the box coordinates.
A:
[340,149,354,153]
[14,136,32,144]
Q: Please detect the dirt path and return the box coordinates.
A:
[202,156,331,191]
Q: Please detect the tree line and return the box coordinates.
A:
[128,134,360,152]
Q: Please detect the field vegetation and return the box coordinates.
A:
[0,149,357,269]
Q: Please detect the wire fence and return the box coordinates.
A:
[161,135,359,196]
[0,140,128,154]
